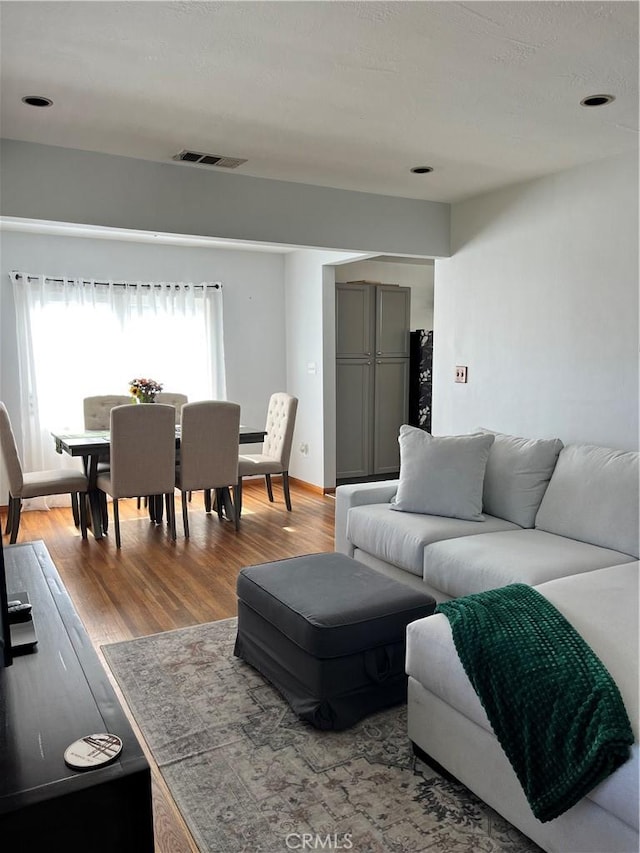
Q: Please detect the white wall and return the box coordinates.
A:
[334,259,435,330]
[283,249,357,488]
[0,230,287,497]
[433,151,639,451]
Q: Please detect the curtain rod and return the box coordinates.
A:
[12,272,222,290]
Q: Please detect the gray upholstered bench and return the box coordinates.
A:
[233,552,436,730]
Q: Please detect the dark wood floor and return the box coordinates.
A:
[2,479,336,853]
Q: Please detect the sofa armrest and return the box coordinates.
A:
[335,480,399,556]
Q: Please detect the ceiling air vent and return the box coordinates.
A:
[173,150,247,169]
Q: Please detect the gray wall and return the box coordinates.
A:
[0,140,450,257]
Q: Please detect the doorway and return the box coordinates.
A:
[333,257,435,485]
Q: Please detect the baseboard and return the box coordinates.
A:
[288,477,333,496]
[235,475,334,497]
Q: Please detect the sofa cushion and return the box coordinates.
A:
[406,562,638,831]
[536,564,639,743]
[347,503,520,577]
[423,529,635,598]
[407,562,639,744]
[535,563,639,829]
[477,428,563,528]
[535,444,639,558]
[391,426,494,521]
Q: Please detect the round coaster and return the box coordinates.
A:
[64,733,123,770]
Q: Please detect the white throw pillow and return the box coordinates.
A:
[391,426,494,521]
[477,428,563,528]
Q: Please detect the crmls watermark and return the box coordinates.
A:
[285,832,353,850]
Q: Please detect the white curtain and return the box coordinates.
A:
[11,272,226,506]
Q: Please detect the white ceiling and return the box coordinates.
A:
[0,1,637,204]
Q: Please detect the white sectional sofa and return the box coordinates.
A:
[335,429,639,853]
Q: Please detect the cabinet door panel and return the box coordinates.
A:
[373,358,409,475]
[336,358,372,478]
[336,284,373,357]
[376,286,411,357]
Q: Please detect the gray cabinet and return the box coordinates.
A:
[336,282,374,358]
[336,282,410,480]
[336,358,373,478]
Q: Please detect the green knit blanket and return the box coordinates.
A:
[436,584,634,823]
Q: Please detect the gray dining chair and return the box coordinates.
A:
[83,395,132,430]
[0,401,88,543]
[125,394,188,509]
[236,392,298,517]
[83,395,132,487]
[153,393,189,504]
[156,393,188,424]
[176,401,241,536]
[96,403,177,548]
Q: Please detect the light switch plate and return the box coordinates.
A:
[455,365,468,383]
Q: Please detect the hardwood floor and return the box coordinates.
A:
[2,480,336,853]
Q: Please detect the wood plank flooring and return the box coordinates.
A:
[2,480,336,853]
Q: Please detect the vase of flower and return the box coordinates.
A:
[129,377,163,404]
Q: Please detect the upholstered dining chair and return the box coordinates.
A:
[176,401,241,536]
[96,403,176,548]
[124,393,188,509]
[236,392,298,517]
[83,394,132,487]
[0,401,88,543]
[83,395,132,430]
[156,393,188,424]
[153,392,189,504]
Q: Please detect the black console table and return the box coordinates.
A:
[0,540,154,851]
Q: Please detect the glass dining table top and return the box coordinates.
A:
[53,425,266,456]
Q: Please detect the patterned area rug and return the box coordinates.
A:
[102,618,540,853]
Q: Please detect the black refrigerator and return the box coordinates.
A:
[408,330,433,432]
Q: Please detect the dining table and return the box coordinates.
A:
[53,425,267,539]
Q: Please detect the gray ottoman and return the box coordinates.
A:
[233,552,436,730]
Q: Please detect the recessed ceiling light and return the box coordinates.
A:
[22,95,53,107]
[410,166,434,174]
[580,94,615,107]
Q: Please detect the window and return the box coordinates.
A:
[11,273,226,477]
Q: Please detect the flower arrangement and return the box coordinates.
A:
[129,377,163,403]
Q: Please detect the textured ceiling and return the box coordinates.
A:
[0,1,637,203]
